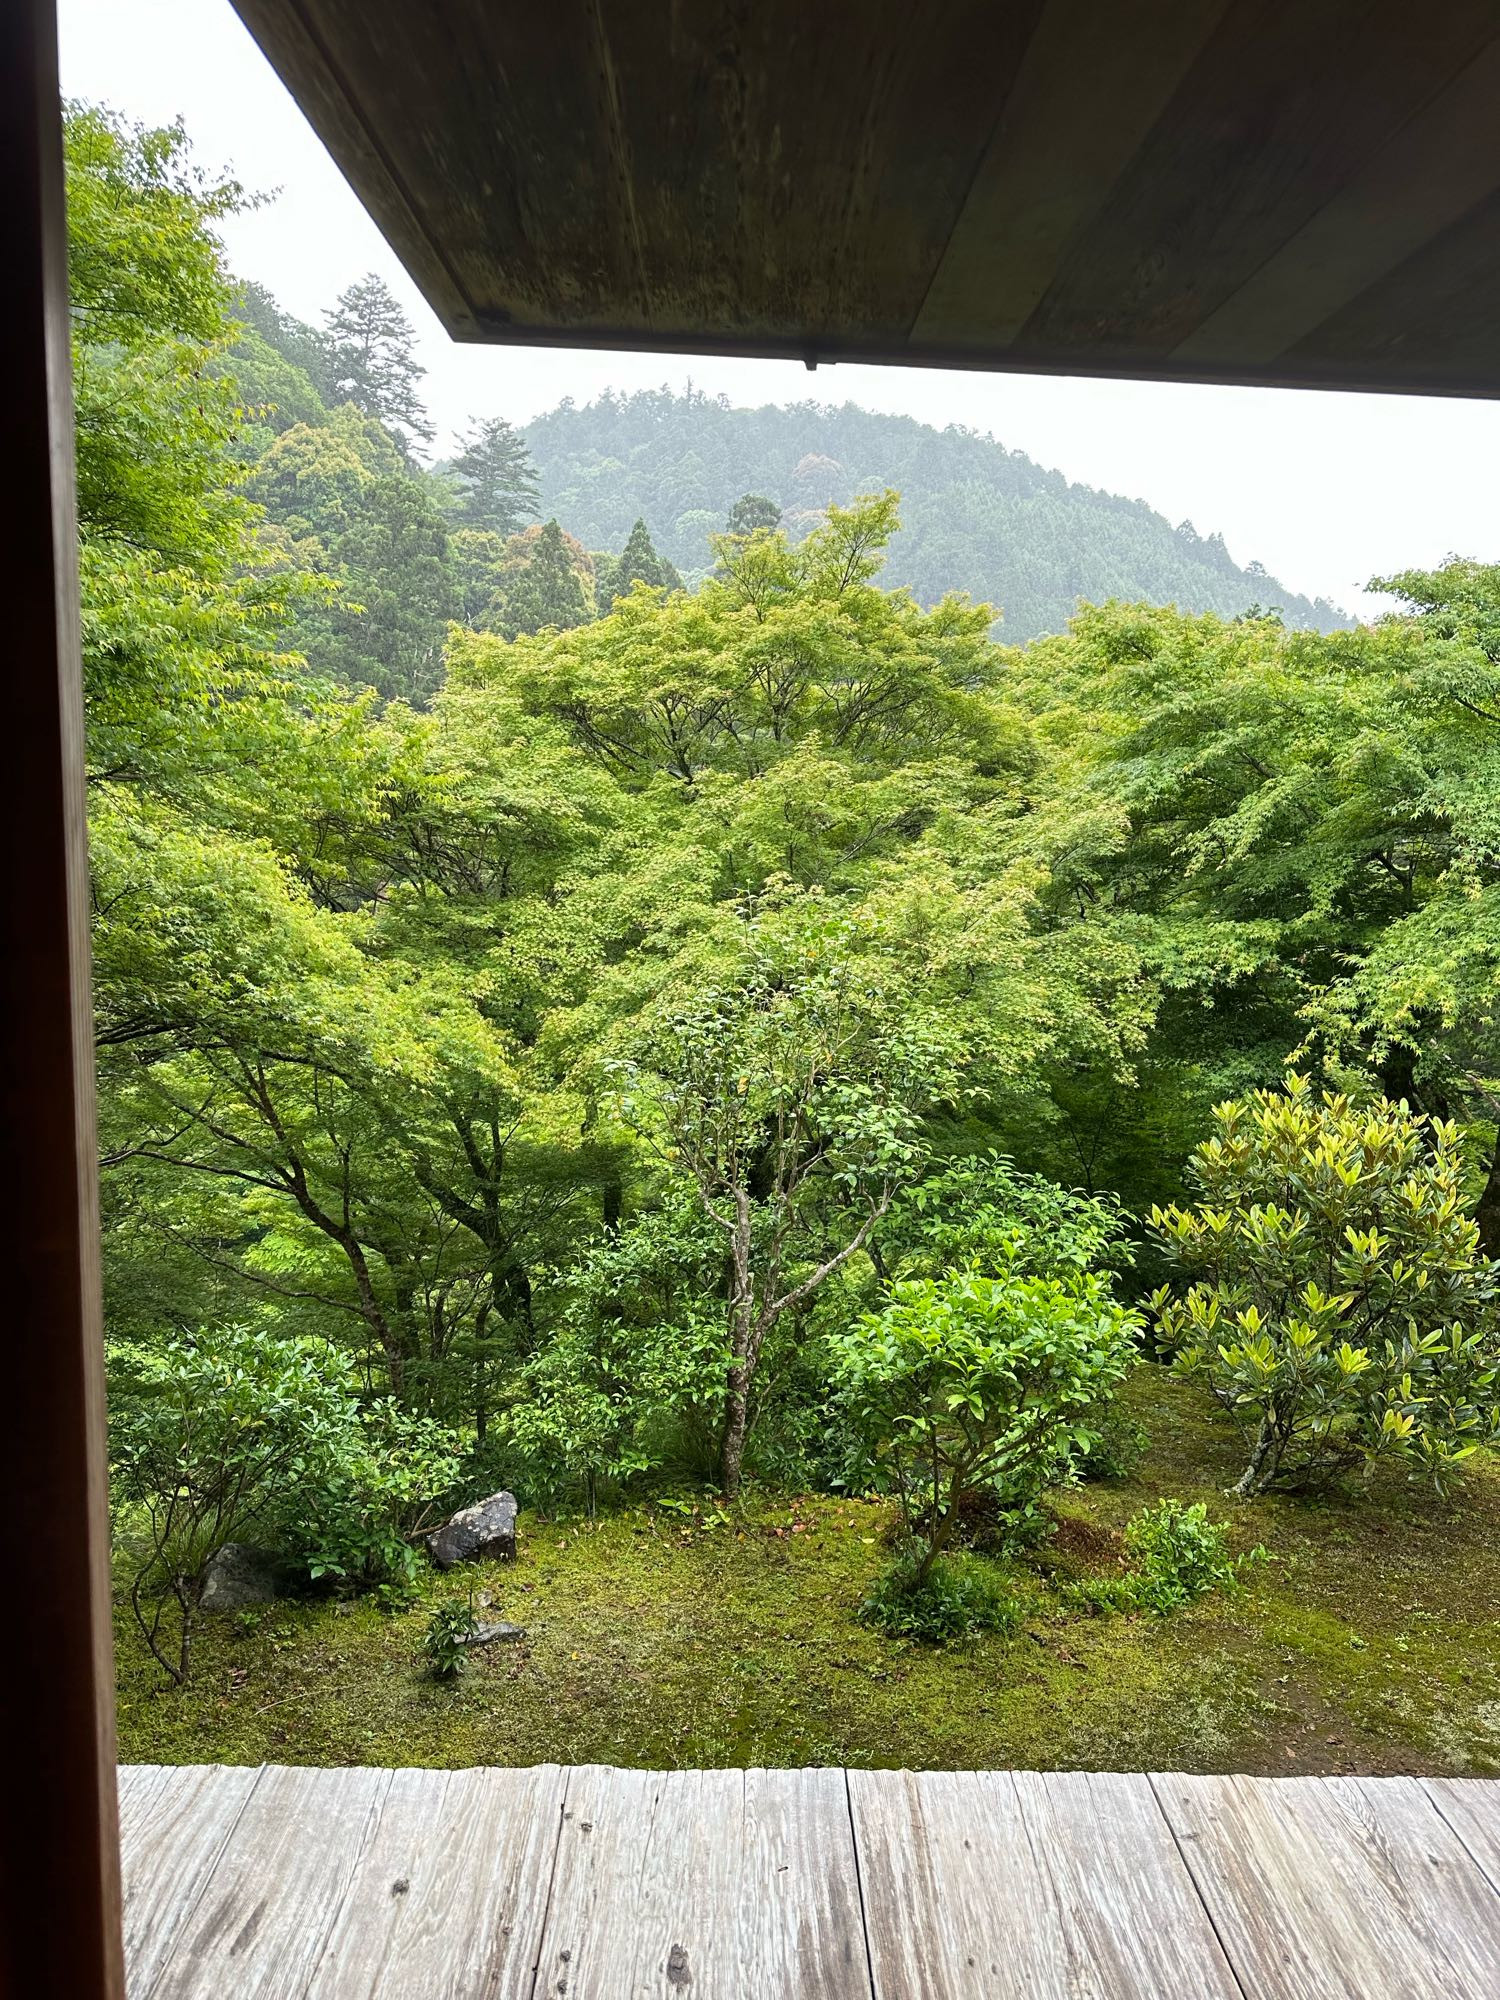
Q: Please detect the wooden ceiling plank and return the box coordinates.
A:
[910,0,1232,347]
[1175,32,1500,365]
[1022,0,1500,359]
[1282,178,1500,381]
[229,1,1500,396]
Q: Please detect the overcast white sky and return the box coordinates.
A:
[58,0,1500,618]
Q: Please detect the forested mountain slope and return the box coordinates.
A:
[525,390,1346,640]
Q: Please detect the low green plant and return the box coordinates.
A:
[1073,1397,1149,1482]
[833,1264,1138,1583]
[858,1544,1025,1644]
[1150,1076,1500,1496]
[422,1600,480,1680]
[1064,1500,1257,1617]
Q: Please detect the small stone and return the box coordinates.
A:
[427,1491,519,1570]
[462,1620,526,1648]
[200,1544,284,1613]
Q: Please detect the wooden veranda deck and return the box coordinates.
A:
[120,1763,1500,1998]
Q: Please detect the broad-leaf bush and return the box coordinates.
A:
[109,1326,460,1682]
[833,1265,1138,1582]
[881,1152,1134,1283]
[501,1201,728,1511]
[1150,1076,1500,1496]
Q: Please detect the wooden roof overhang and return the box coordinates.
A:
[231,0,1500,397]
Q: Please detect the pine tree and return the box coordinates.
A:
[450,415,540,535]
[323,273,432,446]
[495,520,590,638]
[610,518,682,604]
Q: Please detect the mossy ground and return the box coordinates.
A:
[115,1371,1500,1774]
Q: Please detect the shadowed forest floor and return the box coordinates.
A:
[114,1373,1500,1775]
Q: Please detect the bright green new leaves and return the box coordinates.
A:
[1150,1075,1500,1495]
[834,1265,1137,1579]
[458,493,1007,787]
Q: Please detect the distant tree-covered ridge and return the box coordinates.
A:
[524,388,1347,640]
[230,282,1344,700]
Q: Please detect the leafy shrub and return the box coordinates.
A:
[422,1600,479,1680]
[884,1153,1133,1284]
[1123,1499,1250,1612]
[503,1198,728,1511]
[832,1264,1138,1584]
[293,1399,463,1589]
[1064,1500,1256,1616]
[109,1326,461,1683]
[1072,1397,1149,1482]
[859,1545,1025,1644]
[1150,1076,1500,1496]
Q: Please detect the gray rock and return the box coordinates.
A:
[200,1543,283,1612]
[427,1489,519,1569]
[463,1620,526,1647]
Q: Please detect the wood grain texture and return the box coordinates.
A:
[304,1764,567,2000]
[1011,1770,1242,1998]
[149,1764,392,2000]
[851,1768,1239,1999]
[229,1,1500,393]
[913,0,1231,346]
[1155,1772,1500,2000]
[1174,34,1500,366]
[533,1766,871,1998]
[119,1765,263,1999]
[115,1766,1500,1999]
[1426,1776,1500,1895]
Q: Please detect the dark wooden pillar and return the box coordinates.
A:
[0,3,125,1994]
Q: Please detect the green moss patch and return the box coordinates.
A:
[115,1372,1500,1775]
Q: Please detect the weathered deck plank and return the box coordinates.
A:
[850,1768,1239,1999]
[119,1763,263,2000]
[1012,1770,1243,1998]
[304,1765,568,2000]
[1426,1775,1500,1895]
[148,1763,391,2000]
[117,1765,1500,2000]
[531,1766,870,1998]
[1154,1772,1500,2000]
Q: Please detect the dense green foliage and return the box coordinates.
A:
[69,104,1500,1701]
[858,1545,1026,1644]
[837,1265,1136,1578]
[110,1324,458,1682]
[1152,1079,1500,1495]
[1062,1498,1253,1617]
[525,389,1348,637]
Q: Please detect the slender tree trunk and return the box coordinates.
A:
[472,1302,490,1445]
[719,1192,755,1498]
[914,1489,963,1586]
[1232,1415,1279,1499]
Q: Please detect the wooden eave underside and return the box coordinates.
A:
[232,1,1500,397]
